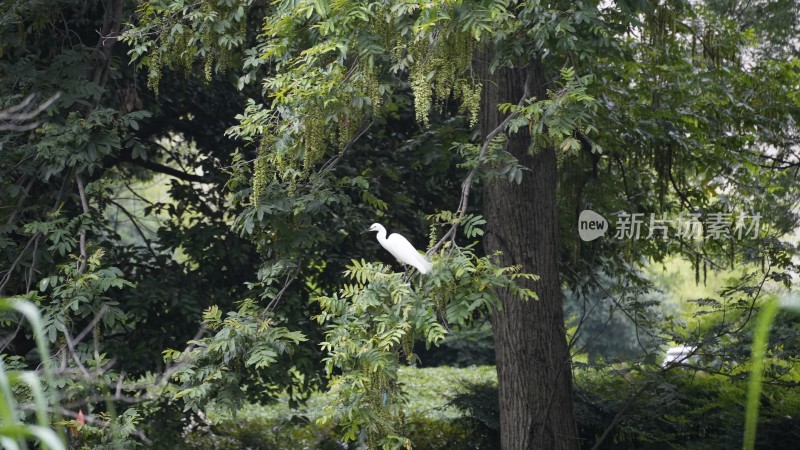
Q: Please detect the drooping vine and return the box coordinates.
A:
[239,0,486,194]
[407,28,480,127]
[126,1,252,95]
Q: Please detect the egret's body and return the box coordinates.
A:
[364,223,432,274]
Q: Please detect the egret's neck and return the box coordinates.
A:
[375,227,387,243]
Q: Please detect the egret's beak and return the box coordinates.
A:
[360,228,372,234]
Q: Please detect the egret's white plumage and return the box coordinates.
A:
[364,223,432,274]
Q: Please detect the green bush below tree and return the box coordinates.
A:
[180,364,800,449]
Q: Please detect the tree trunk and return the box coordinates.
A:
[478,53,580,450]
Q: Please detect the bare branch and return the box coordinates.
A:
[118,152,206,183]
[752,151,800,170]
[107,199,160,261]
[319,120,374,176]
[63,332,93,380]
[0,320,25,353]
[76,174,90,273]
[0,232,42,294]
[116,371,126,398]
[25,233,39,293]
[6,177,35,226]
[0,92,61,131]
[74,304,110,344]
[266,261,302,312]
[0,171,72,294]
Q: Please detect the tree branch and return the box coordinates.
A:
[0,320,25,353]
[266,260,303,312]
[0,171,71,294]
[5,177,35,226]
[91,0,125,86]
[0,232,42,294]
[117,149,206,183]
[319,120,374,176]
[0,92,61,131]
[74,304,110,345]
[428,72,532,255]
[669,164,691,209]
[753,152,800,170]
[76,174,90,273]
[107,199,160,261]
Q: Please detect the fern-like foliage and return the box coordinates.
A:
[165,299,306,414]
[313,247,536,448]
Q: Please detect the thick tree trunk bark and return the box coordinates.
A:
[478,53,580,450]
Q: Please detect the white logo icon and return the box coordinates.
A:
[578,210,608,242]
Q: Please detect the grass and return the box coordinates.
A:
[0,298,65,450]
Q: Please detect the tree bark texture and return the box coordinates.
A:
[478,51,580,450]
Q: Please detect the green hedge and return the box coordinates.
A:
[180,365,800,449]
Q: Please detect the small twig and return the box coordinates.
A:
[0,232,42,294]
[1,172,71,294]
[0,320,25,353]
[320,120,374,176]
[158,325,207,385]
[570,302,618,355]
[123,182,157,206]
[116,371,126,398]
[217,120,374,172]
[107,199,160,261]
[63,332,93,380]
[571,265,661,343]
[731,265,772,335]
[752,151,800,169]
[589,381,653,450]
[74,304,110,344]
[612,152,632,203]
[266,262,302,312]
[6,177,35,226]
[76,174,90,273]
[25,234,39,293]
[668,164,691,209]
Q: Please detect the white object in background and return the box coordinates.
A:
[662,345,697,368]
[363,223,432,274]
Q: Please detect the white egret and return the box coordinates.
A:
[662,345,697,368]
[362,223,432,274]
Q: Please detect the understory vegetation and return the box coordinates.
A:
[181,362,800,450]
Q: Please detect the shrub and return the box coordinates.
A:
[179,364,800,449]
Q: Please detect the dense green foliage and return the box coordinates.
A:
[179,366,498,450]
[1,0,263,446]
[1,0,798,448]
[175,363,800,450]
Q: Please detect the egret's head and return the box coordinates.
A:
[361,223,383,234]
